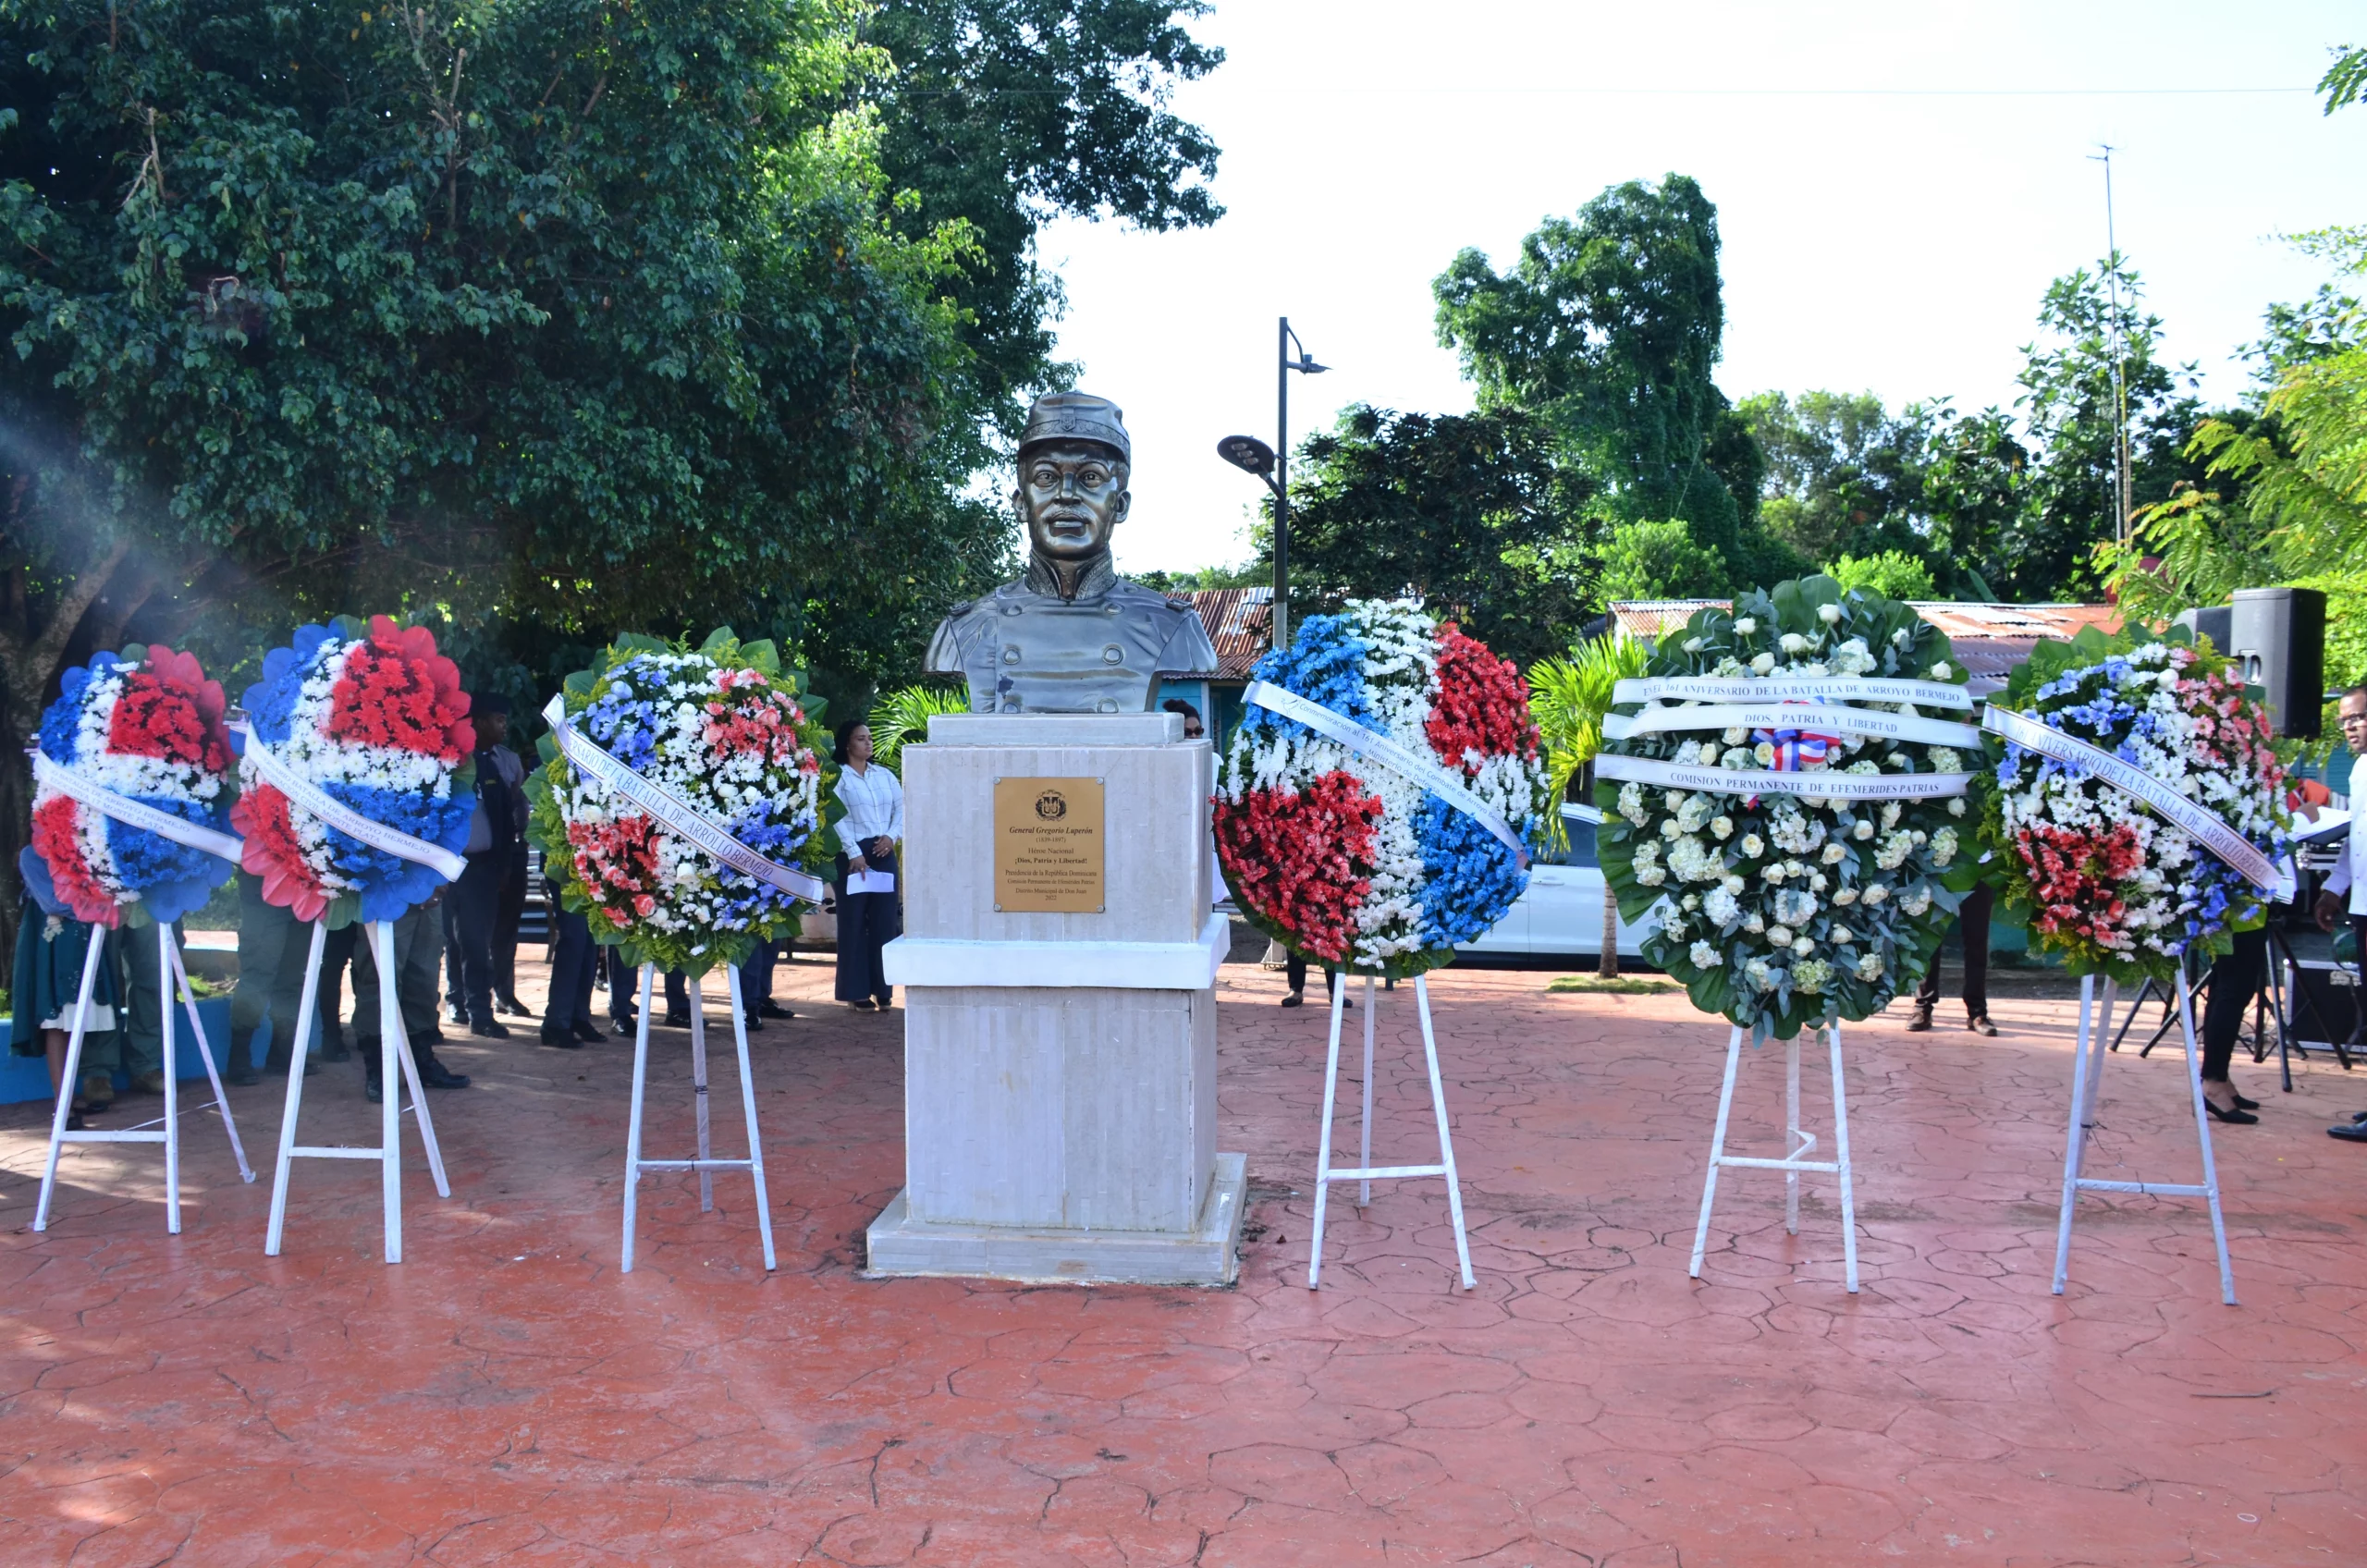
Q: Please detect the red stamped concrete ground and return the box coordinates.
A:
[4,955,2363,1566]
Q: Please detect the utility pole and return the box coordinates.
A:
[2091,145,2134,552]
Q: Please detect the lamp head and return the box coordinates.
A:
[1217,435,1276,478]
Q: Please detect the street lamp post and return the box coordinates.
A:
[1218,316,1326,653]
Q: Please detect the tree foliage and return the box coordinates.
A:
[1822,549,1936,602]
[1592,519,1726,603]
[1277,404,1596,666]
[1433,175,1796,588]
[862,0,1223,427]
[1740,390,1934,568]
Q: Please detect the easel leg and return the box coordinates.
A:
[391,1028,449,1198]
[689,975,715,1212]
[32,929,110,1233]
[166,930,253,1182]
[1413,976,1475,1292]
[2083,979,2116,1131]
[1358,975,1376,1209]
[265,922,328,1255]
[2054,974,2097,1295]
[1784,1031,1802,1237]
[725,966,777,1271]
[621,964,655,1273]
[1688,1025,1745,1280]
[1827,1023,1858,1294]
[159,924,181,1235]
[2177,971,2238,1306]
[1306,974,1349,1290]
[367,923,403,1264]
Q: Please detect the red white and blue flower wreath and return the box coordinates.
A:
[1214,598,1552,978]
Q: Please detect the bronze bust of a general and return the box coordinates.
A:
[926,392,1220,715]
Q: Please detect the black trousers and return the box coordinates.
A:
[544,892,598,1034]
[1917,882,1994,1019]
[1283,951,1341,996]
[2200,923,2271,1083]
[833,849,898,1004]
[606,946,639,1021]
[449,853,505,1026]
[493,851,529,1004]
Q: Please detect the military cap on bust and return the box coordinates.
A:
[1018,391,1130,465]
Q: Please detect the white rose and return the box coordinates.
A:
[1832,887,1858,905]
[1930,661,1953,680]
[1723,875,1745,894]
[1684,637,1705,654]
[1766,924,1794,948]
[1854,819,1875,840]
[1831,925,1855,945]
[1689,940,1724,969]
[1780,632,1810,655]
[1739,834,1764,858]
[1792,937,1815,958]
[1861,883,1889,905]
[1723,726,1749,745]
[1661,818,1682,839]
[1818,603,1843,624]
[1711,815,1734,839]
[1821,842,1846,864]
[1891,627,1912,649]
[1750,653,1776,675]
[1743,913,1766,934]
[1763,863,1788,884]
[1754,741,1777,766]
[1949,798,1967,817]
[1734,617,1757,635]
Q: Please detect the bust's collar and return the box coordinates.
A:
[1024,551,1118,602]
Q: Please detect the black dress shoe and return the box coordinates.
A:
[498,997,534,1018]
[538,1028,587,1049]
[413,1056,471,1089]
[470,1019,511,1039]
[742,1014,766,1034]
[227,1063,262,1087]
[758,1000,793,1019]
[611,1018,637,1038]
[1967,1015,1998,1036]
[2328,1119,2367,1142]
[364,1077,383,1104]
[1280,990,1304,1008]
[2204,1099,2257,1125]
[573,1021,605,1044]
[662,1011,693,1028]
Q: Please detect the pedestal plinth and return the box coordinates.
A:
[865,713,1245,1284]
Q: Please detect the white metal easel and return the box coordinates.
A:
[1307,974,1474,1291]
[1689,1022,1860,1292]
[32,919,257,1232]
[2053,969,2236,1305]
[264,918,451,1262]
[619,962,776,1273]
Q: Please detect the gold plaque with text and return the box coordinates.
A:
[993,776,1105,913]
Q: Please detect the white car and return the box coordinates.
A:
[1457,803,1657,959]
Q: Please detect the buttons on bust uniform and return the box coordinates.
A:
[1002,647,1021,664]
[1101,644,1122,664]
[1097,699,1119,713]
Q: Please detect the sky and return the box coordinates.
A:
[1029,1,2367,575]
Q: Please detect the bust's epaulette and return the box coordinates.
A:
[944,598,976,618]
[1165,595,1194,610]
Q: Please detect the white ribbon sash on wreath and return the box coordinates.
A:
[1593,753,1973,801]
[1982,705,2280,894]
[31,750,245,864]
[230,723,469,882]
[1613,675,1974,711]
[1601,704,1984,748]
[541,693,828,904]
[1243,680,1529,868]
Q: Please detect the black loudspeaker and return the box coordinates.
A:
[2171,604,2231,656]
[2229,588,2326,740]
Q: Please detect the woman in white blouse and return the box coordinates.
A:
[832,720,905,1011]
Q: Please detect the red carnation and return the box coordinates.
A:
[31,796,121,925]
[1427,623,1539,779]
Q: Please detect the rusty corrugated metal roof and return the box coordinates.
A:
[1609,600,1731,638]
[1186,587,1273,682]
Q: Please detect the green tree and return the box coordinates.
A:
[1433,175,1797,587]
[1528,631,1648,975]
[1992,257,2203,600]
[1740,390,1935,567]
[1276,405,1597,666]
[1593,519,1728,602]
[862,1,1224,432]
[1822,549,1936,602]
[0,0,1004,937]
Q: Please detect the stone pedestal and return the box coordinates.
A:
[865,713,1245,1284]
